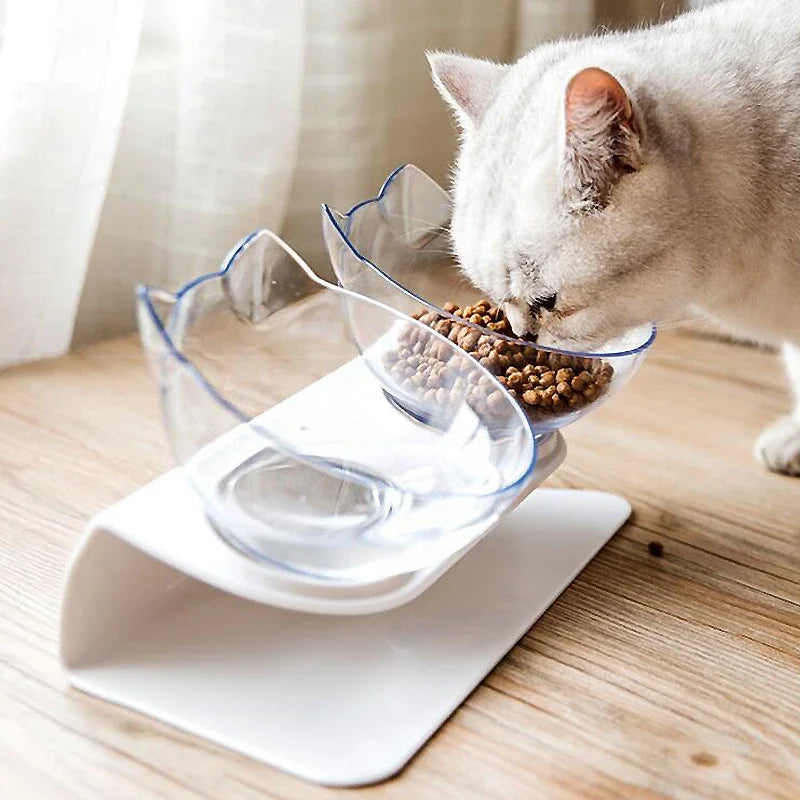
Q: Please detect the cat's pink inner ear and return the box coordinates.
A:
[565,67,637,136]
[428,52,508,127]
[563,67,642,211]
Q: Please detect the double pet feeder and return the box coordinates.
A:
[59,166,654,786]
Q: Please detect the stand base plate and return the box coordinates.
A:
[64,488,629,787]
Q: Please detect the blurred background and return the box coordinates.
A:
[2,0,710,368]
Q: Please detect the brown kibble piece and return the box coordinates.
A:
[522,389,539,406]
[486,353,502,373]
[539,371,556,388]
[647,540,664,557]
[462,331,481,351]
[496,355,512,371]
[555,368,574,384]
[508,372,526,390]
[487,390,505,412]
[434,319,452,335]
[434,341,451,361]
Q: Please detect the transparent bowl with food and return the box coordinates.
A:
[322,165,656,432]
[136,229,537,583]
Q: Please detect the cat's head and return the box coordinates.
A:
[429,50,695,348]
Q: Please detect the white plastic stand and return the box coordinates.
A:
[59,424,630,786]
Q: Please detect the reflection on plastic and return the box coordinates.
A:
[136,230,536,582]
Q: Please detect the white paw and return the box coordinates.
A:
[755,416,800,476]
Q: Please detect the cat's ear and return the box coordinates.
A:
[427,52,508,129]
[563,67,642,211]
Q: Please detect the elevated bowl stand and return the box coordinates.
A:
[59,432,630,787]
[59,360,631,787]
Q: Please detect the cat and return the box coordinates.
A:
[428,0,800,476]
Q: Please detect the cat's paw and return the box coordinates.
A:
[754,416,800,476]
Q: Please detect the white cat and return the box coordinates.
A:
[428,0,800,475]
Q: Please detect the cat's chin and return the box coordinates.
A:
[536,324,650,354]
[534,328,604,353]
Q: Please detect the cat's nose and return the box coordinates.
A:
[502,300,538,337]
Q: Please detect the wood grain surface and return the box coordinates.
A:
[1,330,799,799]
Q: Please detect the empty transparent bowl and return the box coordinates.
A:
[136,230,537,582]
[322,165,656,432]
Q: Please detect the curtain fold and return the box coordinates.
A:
[72,0,306,346]
[0,0,681,367]
[516,0,595,52]
[0,0,143,366]
[279,0,519,279]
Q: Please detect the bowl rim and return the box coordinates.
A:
[322,163,658,360]
[136,228,539,502]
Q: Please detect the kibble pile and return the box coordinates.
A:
[388,299,613,419]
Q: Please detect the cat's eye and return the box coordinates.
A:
[533,293,558,312]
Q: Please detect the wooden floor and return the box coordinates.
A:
[2,330,800,799]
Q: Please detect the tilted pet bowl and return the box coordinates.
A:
[136,229,540,583]
[322,164,656,433]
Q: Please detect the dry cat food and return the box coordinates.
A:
[386,300,613,419]
[647,540,664,558]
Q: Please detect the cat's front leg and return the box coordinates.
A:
[755,343,800,476]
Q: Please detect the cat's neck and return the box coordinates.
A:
[698,241,800,347]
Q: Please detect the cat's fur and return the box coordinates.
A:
[429,0,800,475]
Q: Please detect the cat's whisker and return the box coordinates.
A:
[395,247,455,258]
[381,212,451,236]
[652,308,720,331]
[395,228,451,244]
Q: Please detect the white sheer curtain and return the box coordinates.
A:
[0,0,677,368]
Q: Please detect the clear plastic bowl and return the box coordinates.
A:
[322,164,656,432]
[136,229,536,582]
